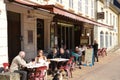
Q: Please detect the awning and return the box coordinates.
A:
[36,5,113,29]
[12,0,113,29]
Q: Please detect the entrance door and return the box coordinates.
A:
[57,25,74,49]
[37,19,44,50]
[7,11,21,64]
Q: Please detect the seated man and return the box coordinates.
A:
[10,51,27,80]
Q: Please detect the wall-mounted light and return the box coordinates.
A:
[87,33,90,36]
[81,34,84,36]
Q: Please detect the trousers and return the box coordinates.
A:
[14,70,27,80]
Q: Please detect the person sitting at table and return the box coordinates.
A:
[58,48,70,59]
[35,50,47,64]
[47,48,59,59]
[10,51,27,80]
[47,48,59,75]
[57,48,70,68]
[75,47,82,69]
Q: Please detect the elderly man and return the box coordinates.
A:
[10,51,27,80]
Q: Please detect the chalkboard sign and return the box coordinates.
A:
[83,48,94,66]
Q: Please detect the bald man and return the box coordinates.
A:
[10,51,27,80]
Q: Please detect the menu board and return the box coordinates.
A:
[84,48,94,66]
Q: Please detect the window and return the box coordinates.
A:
[69,0,73,8]
[100,31,104,48]
[78,0,82,12]
[56,0,62,4]
[110,33,112,46]
[113,16,115,27]
[116,17,118,31]
[105,32,108,48]
[110,13,112,25]
[91,0,94,17]
[106,11,108,24]
[85,0,88,15]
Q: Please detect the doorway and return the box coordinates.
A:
[57,24,74,49]
[37,19,44,50]
[7,11,21,64]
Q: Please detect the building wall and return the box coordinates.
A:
[118,15,120,45]
[6,2,53,62]
[0,0,8,66]
[96,1,118,50]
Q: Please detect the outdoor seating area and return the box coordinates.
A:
[0,46,108,80]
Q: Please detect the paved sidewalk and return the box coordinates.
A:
[47,48,120,80]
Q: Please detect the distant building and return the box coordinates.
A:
[95,0,119,50]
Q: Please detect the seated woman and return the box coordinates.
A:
[35,50,48,66]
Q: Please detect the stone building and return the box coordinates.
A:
[0,0,119,66]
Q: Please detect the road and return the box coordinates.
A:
[79,54,120,80]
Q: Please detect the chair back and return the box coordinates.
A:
[3,63,9,69]
[3,63,9,72]
[35,66,47,78]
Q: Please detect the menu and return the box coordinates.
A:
[84,48,94,66]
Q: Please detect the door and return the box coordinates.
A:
[37,19,44,50]
[7,11,21,64]
[57,25,74,49]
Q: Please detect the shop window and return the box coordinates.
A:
[100,31,104,48]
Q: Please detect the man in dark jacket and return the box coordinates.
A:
[92,40,99,62]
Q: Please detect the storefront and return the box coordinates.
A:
[0,0,54,64]
[50,14,84,50]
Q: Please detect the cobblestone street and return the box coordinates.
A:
[48,49,120,80]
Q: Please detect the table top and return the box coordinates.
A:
[26,62,49,68]
[50,58,69,62]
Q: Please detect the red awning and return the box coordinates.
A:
[13,0,112,29]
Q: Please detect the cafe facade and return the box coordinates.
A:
[0,0,118,66]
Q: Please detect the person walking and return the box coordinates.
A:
[92,40,99,62]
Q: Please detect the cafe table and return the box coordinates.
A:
[26,62,49,80]
[50,58,69,62]
[49,58,69,70]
